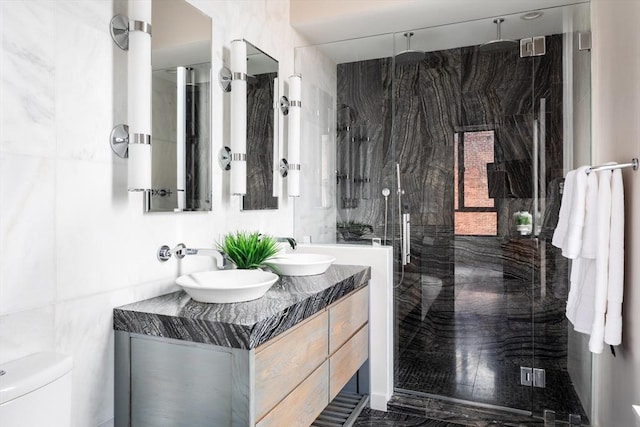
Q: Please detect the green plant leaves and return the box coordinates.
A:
[217,231,279,270]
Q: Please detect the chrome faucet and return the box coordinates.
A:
[157,243,227,269]
[178,247,227,269]
[275,237,297,250]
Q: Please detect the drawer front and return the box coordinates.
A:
[329,324,368,401]
[256,361,329,427]
[255,311,329,420]
[329,286,368,354]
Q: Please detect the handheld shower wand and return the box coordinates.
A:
[382,188,390,244]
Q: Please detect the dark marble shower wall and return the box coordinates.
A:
[336,34,564,276]
[337,35,580,416]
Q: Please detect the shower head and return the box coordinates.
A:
[395,32,425,65]
[382,188,391,198]
[479,18,518,52]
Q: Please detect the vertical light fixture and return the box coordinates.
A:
[287,74,302,197]
[230,39,247,195]
[176,66,187,210]
[273,77,282,198]
[109,0,152,193]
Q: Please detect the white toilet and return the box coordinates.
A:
[0,352,73,427]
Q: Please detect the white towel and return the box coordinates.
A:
[604,169,624,345]
[563,166,590,258]
[566,171,598,333]
[552,170,576,250]
[581,172,599,260]
[589,169,612,353]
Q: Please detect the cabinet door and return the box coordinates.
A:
[130,337,234,427]
[329,324,369,400]
[256,361,329,427]
[329,286,368,354]
[254,311,329,420]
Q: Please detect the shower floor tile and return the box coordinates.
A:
[395,270,589,422]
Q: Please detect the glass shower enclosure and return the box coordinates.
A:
[295,2,592,423]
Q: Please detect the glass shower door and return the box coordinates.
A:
[529,3,592,422]
[393,5,593,421]
[391,20,539,413]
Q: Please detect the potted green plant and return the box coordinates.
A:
[217,231,279,269]
[514,211,533,235]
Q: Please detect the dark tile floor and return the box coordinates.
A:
[354,392,587,426]
[394,265,589,423]
[354,408,466,427]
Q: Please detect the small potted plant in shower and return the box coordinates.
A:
[514,211,533,236]
[217,231,279,269]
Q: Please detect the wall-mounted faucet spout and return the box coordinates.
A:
[157,243,227,269]
[178,247,227,269]
[275,237,297,250]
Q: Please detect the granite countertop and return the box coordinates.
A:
[114,264,370,350]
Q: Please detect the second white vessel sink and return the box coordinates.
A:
[268,253,335,276]
[176,269,279,303]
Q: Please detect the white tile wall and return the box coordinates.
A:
[1,1,56,158]
[0,0,302,425]
[0,154,56,313]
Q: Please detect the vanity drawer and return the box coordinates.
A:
[254,311,329,420]
[329,324,369,401]
[329,286,368,354]
[256,361,329,427]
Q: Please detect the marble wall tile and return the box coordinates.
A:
[54,280,176,427]
[55,158,186,300]
[55,159,132,300]
[0,153,56,314]
[0,305,55,365]
[54,4,114,163]
[55,294,115,427]
[0,0,305,425]
[0,0,55,158]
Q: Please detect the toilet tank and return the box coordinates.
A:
[0,352,73,427]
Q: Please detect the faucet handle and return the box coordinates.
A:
[157,243,186,262]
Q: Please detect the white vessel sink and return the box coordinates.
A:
[176,269,279,303]
[267,253,335,276]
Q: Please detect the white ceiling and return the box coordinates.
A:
[291,0,590,64]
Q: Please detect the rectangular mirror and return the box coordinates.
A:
[148,0,212,212]
[242,42,279,210]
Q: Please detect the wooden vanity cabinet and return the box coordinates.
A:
[115,285,369,427]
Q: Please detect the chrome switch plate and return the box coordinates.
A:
[520,366,533,386]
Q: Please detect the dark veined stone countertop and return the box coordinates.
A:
[113,264,370,350]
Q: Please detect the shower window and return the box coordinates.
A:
[454,130,497,236]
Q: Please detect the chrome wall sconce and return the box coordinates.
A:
[109,2,152,192]
[217,40,247,195]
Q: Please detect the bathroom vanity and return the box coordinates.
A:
[113,265,370,427]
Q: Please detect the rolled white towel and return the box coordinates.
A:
[605,168,624,346]
[563,166,590,259]
[553,170,576,250]
[581,171,599,259]
[589,169,612,354]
